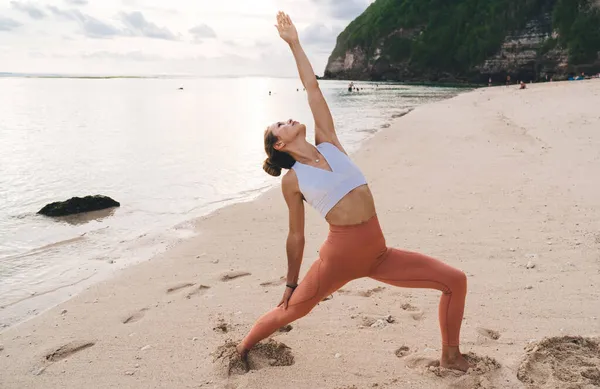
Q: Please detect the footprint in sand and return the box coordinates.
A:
[122,308,149,324]
[395,345,411,358]
[45,341,96,362]
[517,336,600,388]
[278,325,293,333]
[259,277,286,287]
[186,285,211,299]
[357,286,386,297]
[359,315,395,329]
[33,341,96,375]
[401,303,419,311]
[213,339,294,377]
[213,321,230,334]
[401,303,424,320]
[166,282,195,294]
[221,271,251,282]
[405,354,441,370]
[476,327,501,340]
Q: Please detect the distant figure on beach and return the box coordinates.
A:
[520,81,527,90]
[269,91,272,96]
[348,82,354,92]
[488,77,492,87]
[235,11,471,374]
[506,75,511,86]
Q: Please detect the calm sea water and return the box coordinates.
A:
[0,76,461,329]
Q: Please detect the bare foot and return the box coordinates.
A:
[440,353,471,372]
[236,344,250,372]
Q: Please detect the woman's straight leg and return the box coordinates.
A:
[369,248,467,348]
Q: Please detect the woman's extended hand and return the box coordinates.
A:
[275,11,299,45]
[277,285,295,310]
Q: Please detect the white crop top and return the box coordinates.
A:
[291,142,368,218]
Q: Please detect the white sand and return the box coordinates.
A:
[1,81,599,389]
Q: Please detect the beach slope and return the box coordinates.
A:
[1,81,600,389]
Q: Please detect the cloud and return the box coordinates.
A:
[28,50,47,58]
[120,11,178,41]
[82,16,122,38]
[10,1,46,20]
[83,50,162,62]
[121,0,178,15]
[313,0,371,20]
[48,6,122,38]
[189,24,217,42]
[254,40,271,49]
[302,23,339,45]
[0,17,22,32]
[65,0,88,5]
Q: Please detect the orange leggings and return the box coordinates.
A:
[241,216,467,350]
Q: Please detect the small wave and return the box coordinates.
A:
[0,271,97,309]
[238,184,272,196]
[8,213,33,220]
[0,234,87,262]
[391,108,415,119]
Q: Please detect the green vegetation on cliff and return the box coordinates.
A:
[553,0,600,63]
[331,0,600,76]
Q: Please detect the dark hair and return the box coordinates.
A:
[263,128,296,177]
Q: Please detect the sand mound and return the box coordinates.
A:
[251,339,295,369]
[464,352,502,375]
[407,352,500,377]
[517,336,600,388]
[213,339,294,377]
[212,340,248,377]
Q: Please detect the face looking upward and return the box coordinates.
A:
[267,119,306,150]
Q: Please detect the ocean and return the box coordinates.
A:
[0,76,461,329]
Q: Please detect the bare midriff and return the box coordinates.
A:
[325,184,377,226]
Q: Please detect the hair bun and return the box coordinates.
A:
[263,158,282,177]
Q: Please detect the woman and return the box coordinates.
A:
[236,12,470,372]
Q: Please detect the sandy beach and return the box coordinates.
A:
[1,80,599,389]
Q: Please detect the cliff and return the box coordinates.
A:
[324,0,600,83]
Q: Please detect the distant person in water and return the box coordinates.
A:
[235,11,471,374]
[348,82,354,92]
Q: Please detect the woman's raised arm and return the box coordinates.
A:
[275,12,346,153]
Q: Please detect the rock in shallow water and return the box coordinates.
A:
[38,195,120,217]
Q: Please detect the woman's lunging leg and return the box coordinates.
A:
[239,259,346,351]
[369,248,469,370]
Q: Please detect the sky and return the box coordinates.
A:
[0,0,374,76]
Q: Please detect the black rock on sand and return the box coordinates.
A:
[38,195,120,217]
